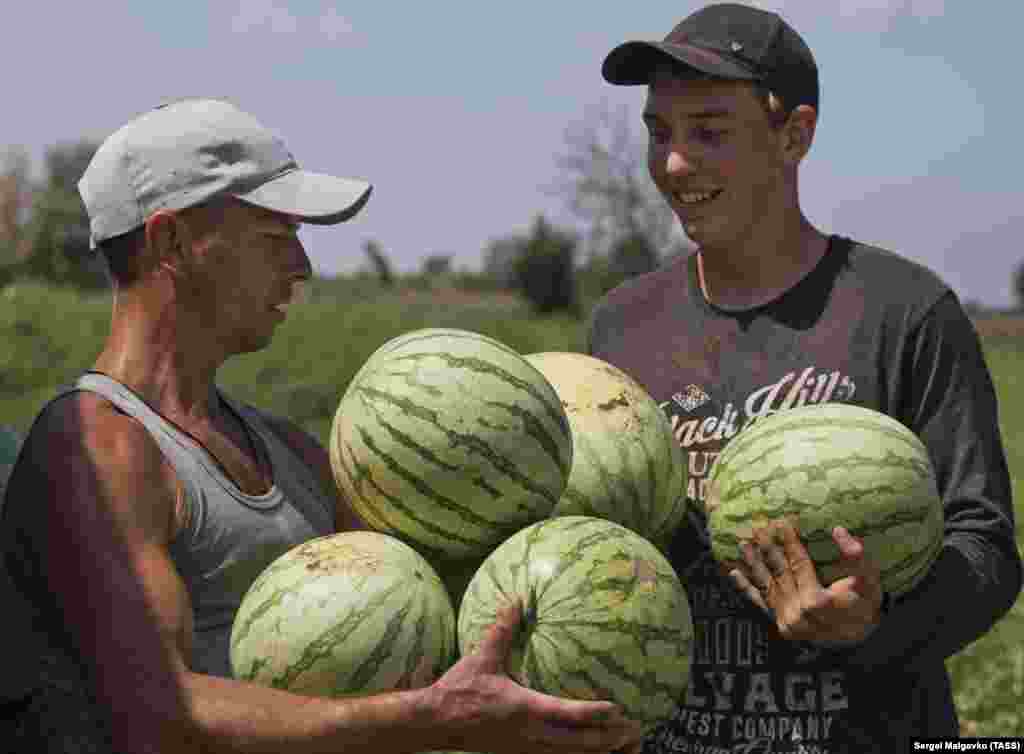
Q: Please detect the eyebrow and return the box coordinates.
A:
[643,107,735,122]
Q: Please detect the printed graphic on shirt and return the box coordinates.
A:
[660,367,856,511]
[646,557,847,753]
[647,367,857,754]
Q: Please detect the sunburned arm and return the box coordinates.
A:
[20,395,640,754]
[9,395,199,752]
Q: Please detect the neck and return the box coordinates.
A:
[697,206,828,310]
[93,285,225,425]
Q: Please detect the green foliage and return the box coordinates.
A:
[576,232,662,302]
[510,215,579,316]
[481,237,519,289]
[420,254,452,277]
[1014,261,1024,311]
[6,141,108,291]
[610,232,659,281]
[361,240,394,287]
[216,278,581,442]
[946,340,1024,736]
[0,281,112,428]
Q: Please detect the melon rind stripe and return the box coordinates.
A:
[332,328,574,559]
[713,409,928,476]
[355,428,503,541]
[267,578,405,690]
[529,351,687,543]
[355,387,562,510]
[373,328,566,421]
[706,404,942,597]
[339,597,418,694]
[382,351,570,442]
[457,517,693,731]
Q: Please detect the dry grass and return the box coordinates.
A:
[973,314,1024,340]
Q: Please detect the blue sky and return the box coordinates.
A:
[3,1,1021,306]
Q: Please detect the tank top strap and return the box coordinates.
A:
[64,372,285,511]
[218,395,337,530]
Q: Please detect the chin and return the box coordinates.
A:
[681,217,741,251]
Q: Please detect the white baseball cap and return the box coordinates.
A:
[79,98,373,248]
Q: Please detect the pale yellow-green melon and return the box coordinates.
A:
[524,352,688,545]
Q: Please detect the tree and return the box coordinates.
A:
[362,239,394,287]
[0,148,32,286]
[481,237,521,289]
[15,140,107,289]
[511,216,578,315]
[1014,261,1024,312]
[580,232,662,299]
[552,100,688,265]
[0,148,31,259]
[421,254,453,278]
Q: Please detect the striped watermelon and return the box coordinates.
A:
[330,328,573,560]
[229,531,456,697]
[457,516,693,733]
[524,352,688,545]
[706,403,943,596]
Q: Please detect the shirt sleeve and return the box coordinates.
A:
[839,291,1021,671]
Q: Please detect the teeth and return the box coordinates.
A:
[677,190,719,204]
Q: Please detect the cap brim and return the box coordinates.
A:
[236,168,373,225]
[602,40,757,85]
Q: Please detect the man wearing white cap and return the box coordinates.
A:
[1,99,642,754]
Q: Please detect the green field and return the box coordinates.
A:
[1,278,1021,736]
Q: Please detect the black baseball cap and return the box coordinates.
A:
[602,3,819,113]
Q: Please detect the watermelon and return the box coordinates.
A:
[706,403,944,596]
[524,352,688,545]
[457,516,693,733]
[0,425,22,504]
[230,531,456,697]
[330,328,573,560]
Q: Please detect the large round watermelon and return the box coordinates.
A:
[230,531,456,697]
[457,516,693,733]
[706,403,943,597]
[330,328,573,560]
[524,352,688,545]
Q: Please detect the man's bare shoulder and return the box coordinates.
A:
[19,392,178,542]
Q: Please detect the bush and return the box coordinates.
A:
[512,216,579,316]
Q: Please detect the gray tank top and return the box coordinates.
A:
[63,373,336,678]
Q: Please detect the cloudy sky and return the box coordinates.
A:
[3,1,1021,307]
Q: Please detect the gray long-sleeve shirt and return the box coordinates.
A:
[586,236,1021,753]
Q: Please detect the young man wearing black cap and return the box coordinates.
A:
[1,99,643,754]
[589,3,1020,751]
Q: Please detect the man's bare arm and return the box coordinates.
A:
[9,396,199,752]
[22,395,639,754]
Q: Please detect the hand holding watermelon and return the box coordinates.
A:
[728,519,886,647]
[425,599,645,754]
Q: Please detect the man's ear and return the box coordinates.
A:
[145,210,189,278]
[781,105,817,165]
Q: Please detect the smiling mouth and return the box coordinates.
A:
[674,189,723,206]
